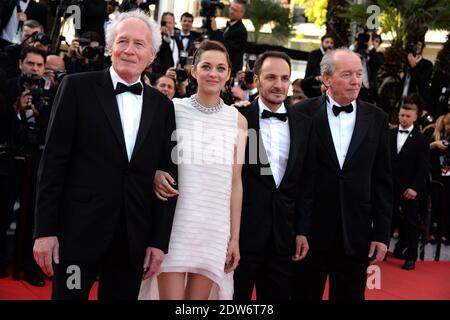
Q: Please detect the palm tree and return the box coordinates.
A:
[326,0,351,47]
[345,0,450,49]
[245,0,293,44]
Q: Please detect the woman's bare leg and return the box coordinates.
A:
[158,272,186,300]
[185,273,214,300]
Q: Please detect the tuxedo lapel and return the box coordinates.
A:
[279,106,303,186]
[131,84,157,161]
[96,69,128,160]
[343,100,370,168]
[315,98,340,169]
[391,128,399,157]
[246,101,276,189]
[398,127,416,156]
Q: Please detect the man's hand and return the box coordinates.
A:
[292,235,309,261]
[403,188,417,200]
[210,17,217,31]
[160,26,171,38]
[15,90,40,116]
[142,247,164,280]
[68,40,82,59]
[368,241,387,263]
[33,236,59,277]
[407,53,417,68]
[17,12,27,23]
[165,67,177,80]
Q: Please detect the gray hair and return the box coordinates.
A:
[105,9,161,54]
[320,47,356,76]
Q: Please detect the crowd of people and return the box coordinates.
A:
[0,0,449,301]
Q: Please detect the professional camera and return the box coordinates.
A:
[77,37,104,60]
[405,41,418,57]
[30,32,51,46]
[244,54,257,85]
[200,0,225,18]
[19,73,50,113]
[200,0,225,35]
[54,69,67,83]
[354,32,370,57]
[175,50,189,82]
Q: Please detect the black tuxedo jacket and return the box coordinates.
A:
[293,95,393,258]
[211,20,247,75]
[34,69,178,265]
[390,126,429,195]
[238,99,314,255]
[406,58,433,109]
[1,0,48,32]
[154,31,183,75]
[176,30,201,53]
[304,49,323,79]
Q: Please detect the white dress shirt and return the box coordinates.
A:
[180,31,190,51]
[397,125,414,154]
[259,99,290,187]
[109,67,143,161]
[326,94,357,168]
[1,0,30,44]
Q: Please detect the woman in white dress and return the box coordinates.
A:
[139,40,247,300]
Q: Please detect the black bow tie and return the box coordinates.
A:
[399,130,410,134]
[181,35,190,40]
[332,104,353,116]
[261,109,288,122]
[115,82,143,95]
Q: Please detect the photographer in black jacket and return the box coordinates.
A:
[1,46,52,286]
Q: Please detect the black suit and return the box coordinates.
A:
[233,99,314,300]
[34,69,177,299]
[1,0,48,33]
[405,58,433,109]
[176,30,201,54]
[302,49,324,98]
[211,20,247,76]
[153,32,183,76]
[390,127,429,261]
[292,95,393,300]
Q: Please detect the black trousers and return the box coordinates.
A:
[394,194,420,261]
[233,248,293,300]
[51,215,143,300]
[292,247,369,301]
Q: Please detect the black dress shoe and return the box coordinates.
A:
[24,272,45,287]
[402,260,416,270]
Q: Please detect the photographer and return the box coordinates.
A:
[153,12,183,75]
[210,0,247,77]
[1,0,47,49]
[165,55,196,98]
[402,38,433,110]
[64,31,107,74]
[177,12,201,53]
[1,46,51,286]
[154,75,176,100]
[350,31,384,104]
[0,19,49,79]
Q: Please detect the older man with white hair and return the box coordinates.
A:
[33,10,178,300]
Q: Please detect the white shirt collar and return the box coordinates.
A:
[109,66,142,90]
[258,99,287,117]
[326,93,356,111]
[399,125,414,133]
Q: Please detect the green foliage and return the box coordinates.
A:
[245,0,294,44]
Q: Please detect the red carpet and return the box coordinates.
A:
[1,257,449,300]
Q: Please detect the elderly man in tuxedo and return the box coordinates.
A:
[293,48,393,300]
[33,10,177,300]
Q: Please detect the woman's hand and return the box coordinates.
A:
[224,239,240,273]
[153,170,179,201]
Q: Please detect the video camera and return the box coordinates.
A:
[77,37,104,60]
[19,73,50,113]
[200,0,225,35]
